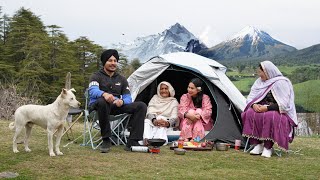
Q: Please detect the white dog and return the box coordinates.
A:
[9,88,80,156]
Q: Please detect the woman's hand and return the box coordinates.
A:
[186,112,201,122]
[252,104,268,113]
[154,119,169,127]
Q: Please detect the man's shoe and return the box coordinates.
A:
[261,147,272,158]
[100,139,111,153]
[249,143,263,155]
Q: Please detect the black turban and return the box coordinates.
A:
[101,49,119,65]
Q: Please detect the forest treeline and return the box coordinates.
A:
[0,7,141,105]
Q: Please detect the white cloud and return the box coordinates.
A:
[199,26,211,46]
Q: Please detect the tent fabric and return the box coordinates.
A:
[129,52,246,111]
[127,52,247,146]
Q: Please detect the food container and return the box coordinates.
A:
[174,148,186,155]
[215,143,230,151]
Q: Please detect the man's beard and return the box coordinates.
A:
[105,66,116,73]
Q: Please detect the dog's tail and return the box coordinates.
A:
[9,122,15,130]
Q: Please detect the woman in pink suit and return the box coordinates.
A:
[178,78,213,141]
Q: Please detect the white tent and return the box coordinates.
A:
[128,52,246,145]
[128,52,246,111]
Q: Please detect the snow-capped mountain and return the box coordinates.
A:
[199,26,297,60]
[114,23,197,62]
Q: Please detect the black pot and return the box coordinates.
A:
[147,138,166,147]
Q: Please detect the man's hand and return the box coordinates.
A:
[102,93,115,103]
[113,99,124,107]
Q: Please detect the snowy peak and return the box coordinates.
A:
[227,26,277,45]
[116,23,197,62]
[229,26,262,40]
[167,23,189,35]
[198,25,297,60]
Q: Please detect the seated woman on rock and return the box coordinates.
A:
[143,81,179,145]
[242,61,297,158]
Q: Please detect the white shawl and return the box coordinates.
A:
[246,61,297,125]
[146,81,179,119]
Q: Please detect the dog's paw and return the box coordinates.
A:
[49,152,56,157]
[25,148,31,152]
[13,149,19,153]
[56,151,64,156]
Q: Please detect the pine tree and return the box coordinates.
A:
[3,8,49,100]
[72,36,103,94]
[45,25,81,102]
[0,8,15,83]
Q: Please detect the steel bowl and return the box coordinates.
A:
[174,148,186,155]
[215,143,230,151]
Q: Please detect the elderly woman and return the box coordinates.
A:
[143,81,179,145]
[242,61,297,158]
[178,78,213,141]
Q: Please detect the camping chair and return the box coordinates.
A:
[81,89,131,150]
[62,108,84,141]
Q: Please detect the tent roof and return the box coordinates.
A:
[128,52,246,111]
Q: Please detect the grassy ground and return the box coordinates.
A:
[1,120,320,180]
[294,80,320,112]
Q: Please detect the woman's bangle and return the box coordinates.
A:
[184,112,188,118]
[151,118,156,123]
[166,121,170,127]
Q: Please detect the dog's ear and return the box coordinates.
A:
[69,88,76,92]
[62,88,68,95]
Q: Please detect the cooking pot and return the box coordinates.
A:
[215,143,230,151]
[147,138,166,147]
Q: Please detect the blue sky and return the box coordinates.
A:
[1,0,320,49]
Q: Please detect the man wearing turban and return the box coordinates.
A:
[88,49,147,153]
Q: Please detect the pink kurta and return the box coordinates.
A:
[178,93,213,140]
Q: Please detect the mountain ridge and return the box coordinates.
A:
[198,26,297,60]
[114,23,197,62]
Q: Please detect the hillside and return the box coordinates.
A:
[273,44,320,64]
[294,80,320,112]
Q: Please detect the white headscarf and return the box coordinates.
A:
[246,61,297,125]
[146,81,179,119]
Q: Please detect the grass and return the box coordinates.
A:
[277,65,297,75]
[1,120,320,179]
[294,80,320,112]
[231,77,255,95]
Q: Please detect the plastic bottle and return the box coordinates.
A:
[178,137,184,149]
